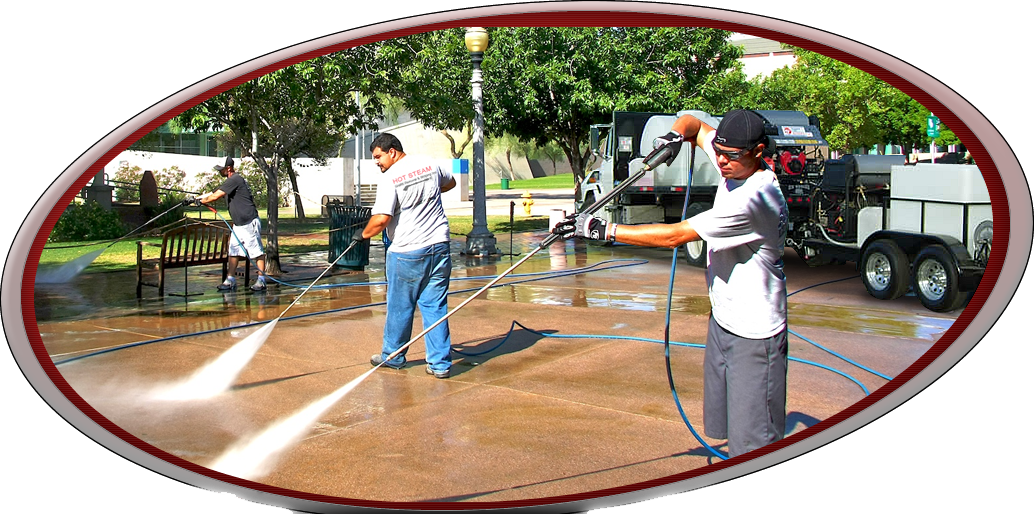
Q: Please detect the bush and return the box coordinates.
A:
[112,163,143,202]
[112,163,190,203]
[145,194,188,231]
[49,201,126,242]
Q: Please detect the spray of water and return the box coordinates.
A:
[144,238,360,405]
[208,366,378,480]
[35,249,105,284]
[150,320,279,402]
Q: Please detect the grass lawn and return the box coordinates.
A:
[486,173,574,190]
[38,210,549,274]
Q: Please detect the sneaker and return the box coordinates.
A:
[425,365,450,379]
[370,354,405,370]
[250,276,267,291]
[217,276,237,290]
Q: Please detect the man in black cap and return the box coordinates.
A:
[552,110,788,458]
[197,156,268,291]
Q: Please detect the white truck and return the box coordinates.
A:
[578,109,991,312]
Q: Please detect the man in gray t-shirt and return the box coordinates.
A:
[198,156,268,291]
[552,110,789,458]
[354,133,457,379]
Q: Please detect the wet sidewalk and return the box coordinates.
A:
[32,231,954,504]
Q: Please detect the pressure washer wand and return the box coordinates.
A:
[102,201,190,249]
[374,149,669,369]
[275,238,360,319]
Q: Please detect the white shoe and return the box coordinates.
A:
[217,276,237,290]
[250,276,267,291]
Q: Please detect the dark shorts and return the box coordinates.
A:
[703,315,788,457]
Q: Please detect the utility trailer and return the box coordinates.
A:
[579,109,991,312]
[808,157,992,312]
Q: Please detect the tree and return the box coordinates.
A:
[747,48,941,155]
[486,133,534,181]
[380,27,747,194]
[864,28,930,153]
[378,29,477,159]
[481,27,747,193]
[176,51,383,274]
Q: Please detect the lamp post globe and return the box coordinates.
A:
[463,27,497,257]
[464,27,489,53]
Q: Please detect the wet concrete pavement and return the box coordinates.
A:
[33,225,961,504]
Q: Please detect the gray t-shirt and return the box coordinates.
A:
[371,155,452,254]
[217,173,258,226]
[687,131,788,339]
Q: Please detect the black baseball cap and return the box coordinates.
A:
[714,109,766,149]
[213,156,234,172]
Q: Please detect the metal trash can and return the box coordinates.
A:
[327,205,371,270]
[321,194,355,217]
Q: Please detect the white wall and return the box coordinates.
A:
[103,151,468,212]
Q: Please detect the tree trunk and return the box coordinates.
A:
[440,126,474,159]
[559,138,591,200]
[284,159,306,219]
[252,155,282,275]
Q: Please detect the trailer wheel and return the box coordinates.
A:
[860,239,909,300]
[912,245,965,312]
[682,202,710,268]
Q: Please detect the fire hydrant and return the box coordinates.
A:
[521,190,534,216]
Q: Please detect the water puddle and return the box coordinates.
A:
[788,303,954,341]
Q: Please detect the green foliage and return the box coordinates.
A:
[111,163,190,203]
[112,163,144,202]
[746,48,946,154]
[175,49,385,269]
[382,27,749,185]
[193,161,290,208]
[49,201,126,242]
[146,195,187,230]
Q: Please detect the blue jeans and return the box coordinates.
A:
[380,242,452,372]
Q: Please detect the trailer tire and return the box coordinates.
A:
[682,202,710,268]
[860,239,910,300]
[912,245,965,312]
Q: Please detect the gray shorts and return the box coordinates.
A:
[703,315,788,458]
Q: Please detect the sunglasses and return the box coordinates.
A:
[711,141,759,161]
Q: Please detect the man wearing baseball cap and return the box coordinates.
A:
[196,156,268,291]
[552,110,789,458]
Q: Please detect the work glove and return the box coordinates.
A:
[648,130,684,166]
[551,213,615,241]
[350,230,369,245]
[182,195,200,207]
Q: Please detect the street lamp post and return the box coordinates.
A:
[464,27,497,257]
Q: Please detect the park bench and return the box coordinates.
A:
[136,223,249,297]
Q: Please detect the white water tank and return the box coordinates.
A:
[888,164,992,257]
